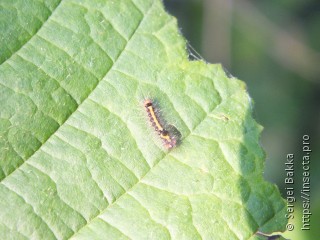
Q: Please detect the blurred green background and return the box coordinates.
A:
[163,0,320,239]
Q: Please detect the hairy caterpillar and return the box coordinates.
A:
[144,99,177,149]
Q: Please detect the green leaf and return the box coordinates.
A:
[0,0,287,239]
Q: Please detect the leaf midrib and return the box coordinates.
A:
[0,0,152,184]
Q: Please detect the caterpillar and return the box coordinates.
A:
[144,99,177,149]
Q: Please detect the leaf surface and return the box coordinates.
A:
[0,0,287,239]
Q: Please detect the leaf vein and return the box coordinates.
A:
[1,183,57,239]
[0,0,63,65]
